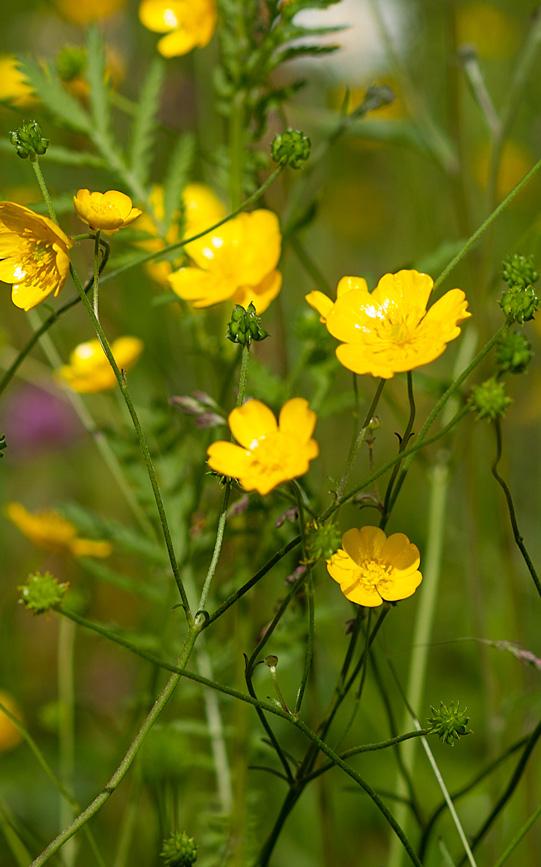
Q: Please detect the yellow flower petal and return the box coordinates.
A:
[112,337,144,369]
[229,400,278,449]
[336,275,369,297]
[207,441,251,478]
[70,538,113,558]
[342,526,386,563]
[381,533,420,572]
[234,270,282,314]
[305,290,334,322]
[168,266,236,306]
[278,398,316,443]
[380,571,422,602]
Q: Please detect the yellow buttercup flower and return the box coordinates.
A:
[327,526,422,608]
[0,56,34,107]
[168,210,282,312]
[56,337,143,394]
[74,190,142,233]
[55,0,126,25]
[0,203,72,311]
[308,269,470,378]
[139,0,216,58]
[207,398,318,495]
[136,183,225,285]
[6,503,112,558]
[0,692,23,752]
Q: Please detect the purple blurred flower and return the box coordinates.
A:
[1,385,82,457]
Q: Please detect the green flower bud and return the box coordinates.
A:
[306,521,342,563]
[271,129,311,170]
[56,45,87,83]
[226,302,268,346]
[502,253,538,290]
[9,120,49,161]
[469,377,512,421]
[19,572,68,614]
[427,701,472,746]
[496,330,533,375]
[499,283,539,324]
[160,831,197,866]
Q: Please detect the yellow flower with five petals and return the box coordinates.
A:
[139,0,216,58]
[0,203,72,311]
[207,398,318,495]
[56,337,143,393]
[74,190,142,233]
[327,526,422,608]
[168,210,282,313]
[6,503,112,558]
[307,269,470,378]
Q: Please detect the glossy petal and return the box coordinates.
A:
[158,28,198,56]
[305,290,333,322]
[342,526,386,563]
[372,270,433,323]
[418,288,471,342]
[336,275,369,297]
[234,269,282,313]
[139,0,182,33]
[380,571,422,601]
[207,441,251,478]
[11,279,56,311]
[279,398,316,443]
[112,337,144,369]
[381,533,420,572]
[168,266,236,306]
[229,400,277,449]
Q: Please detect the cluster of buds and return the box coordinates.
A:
[500,254,539,324]
[160,831,197,866]
[427,701,472,746]
[495,330,533,375]
[19,572,68,614]
[305,520,341,563]
[169,391,225,429]
[9,120,49,161]
[271,129,311,170]
[468,377,511,422]
[226,302,268,346]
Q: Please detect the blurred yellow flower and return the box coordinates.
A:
[56,337,143,393]
[0,56,34,107]
[207,398,318,495]
[456,3,518,59]
[0,203,72,311]
[0,692,23,752]
[74,190,142,233]
[6,503,112,558]
[55,0,125,25]
[327,525,422,607]
[139,0,216,58]
[476,140,532,200]
[309,269,470,378]
[136,183,225,285]
[169,210,282,312]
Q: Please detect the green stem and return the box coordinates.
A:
[70,264,191,618]
[196,485,231,615]
[289,235,333,294]
[58,617,76,867]
[31,158,57,221]
[0,801,32,867]
[304,730,428,784]
[236,344,250,406]
[93,230,100,319]
[229,90,245,209]
[31,630,198,867]
[336,378,385,501]
[491,418,541,596]
[292,482,314,716]
[380,371,416,527]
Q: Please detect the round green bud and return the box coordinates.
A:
[469,377,512,421]
[427,701,472,746]
[19,572,69,614]
[9,120,49,161]
[496,330,533,375]
[502,253,538,290]
[306,521,342,563]
[56,45,87,82]
[500,283,539,324]
[226,302,268,346]
[271,129,311,170]
[160,831,197,866]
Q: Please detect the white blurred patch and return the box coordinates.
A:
[292,0,410,82]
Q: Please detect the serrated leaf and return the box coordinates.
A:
[59,502,168,565]
[18,57,90,133]
[78,557,164,601]
[130,58,165,186]
[162,133,195,231]
[86,26,110,136]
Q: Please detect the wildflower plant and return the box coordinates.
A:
[0,4,540,867]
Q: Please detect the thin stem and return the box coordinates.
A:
[380,371,416,528]
[304,730,428,784]
[58,617,76,867]
[31,158,57,221]
[336,378,386,501]
[197,485,231,614]
[459,47,500,137]
[31,630,198,867]
[236,344,250,406]
[289,235,333,294]
[293,481,314,715]
[93,230,100,319]
[491,418,541,596]
[70,264,191,618]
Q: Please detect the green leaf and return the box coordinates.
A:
[17,57,90,133]
[86,26,110,137]
[130,58,165,187]
[78,558,164,601]
[162,133,195,232]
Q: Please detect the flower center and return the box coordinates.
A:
[358,558,391,586]
[248,432,293,476]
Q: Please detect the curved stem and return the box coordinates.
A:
[336,378,385,501]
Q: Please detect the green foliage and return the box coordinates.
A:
[18,56,91,133]
[162,133,196,232]
[86,27,110,138]
[130,58,166,187]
